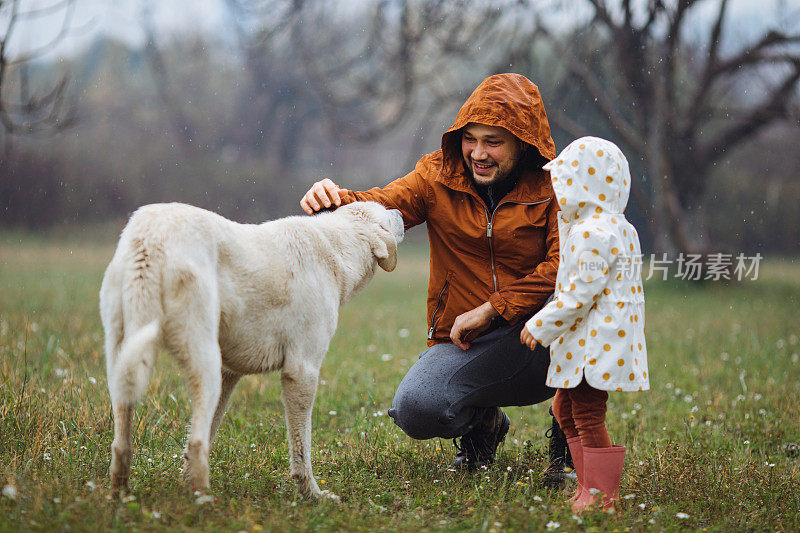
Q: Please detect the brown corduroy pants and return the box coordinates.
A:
[552,379,612,448]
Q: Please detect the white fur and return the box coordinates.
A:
[99,201,404,501]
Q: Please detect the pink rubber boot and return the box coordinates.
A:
[571,445,625,514]
[566,437,583,502]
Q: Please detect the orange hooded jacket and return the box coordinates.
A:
[340,73,559,346]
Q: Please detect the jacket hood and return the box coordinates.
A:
[543,136,631,222]
[441,73,556,176]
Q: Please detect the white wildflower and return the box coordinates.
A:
[533,495,543,502]
[2,485,18,500]
[676,512,689,519]
[398,328,410,338]
[85,481,96,490]
[328,410,337,416]
[546,520,560,529]
[380,353,393,362]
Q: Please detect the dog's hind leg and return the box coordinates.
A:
[109,402,134,490]
[101,262,134,491]
[174,338,222,492]
[281,360,339,502]
[208,369,242,446]
[163,264,222,492]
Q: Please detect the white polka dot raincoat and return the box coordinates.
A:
[525,137,649,392]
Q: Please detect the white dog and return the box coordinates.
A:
[99,201,404,501]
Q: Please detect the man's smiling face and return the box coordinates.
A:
[461,123,523,186]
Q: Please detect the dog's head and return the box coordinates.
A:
[340,202,404,272]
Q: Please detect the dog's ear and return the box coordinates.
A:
[370,226,398,272]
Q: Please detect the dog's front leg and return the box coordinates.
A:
[281,363,339,503]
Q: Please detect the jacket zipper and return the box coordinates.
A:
[428,279,450,339]
[483,198,551,292]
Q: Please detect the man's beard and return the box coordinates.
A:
[465,157,521,186]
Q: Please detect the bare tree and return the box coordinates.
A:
[226,0,531,167]
[528,0,800,254]
[0,0,77,151]
[140,5,201,155]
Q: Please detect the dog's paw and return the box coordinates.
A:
[319,490,340,504]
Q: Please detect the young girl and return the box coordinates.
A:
[520,136,648,513]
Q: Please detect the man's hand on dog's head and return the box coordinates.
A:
[300,178,349,214]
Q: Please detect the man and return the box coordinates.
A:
[300,73,572,482]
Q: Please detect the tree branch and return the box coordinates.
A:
[537,22,646,155]
[700,60,800,164]
[0,0,76,138]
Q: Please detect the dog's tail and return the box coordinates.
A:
[108,231,166,405]
[112,321,160,404]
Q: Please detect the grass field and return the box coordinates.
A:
[1,232,799,532]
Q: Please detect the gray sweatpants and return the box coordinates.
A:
[387,318,555,440]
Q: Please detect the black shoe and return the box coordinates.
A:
[452,407,511,472]
[542,407,575,488]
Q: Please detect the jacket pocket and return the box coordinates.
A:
[428,275,452,340]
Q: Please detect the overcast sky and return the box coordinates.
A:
[6,0,799,61]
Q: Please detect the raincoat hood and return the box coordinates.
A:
[441,73,557,176]
[544,136,631,222]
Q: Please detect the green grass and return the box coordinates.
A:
[1,234,799,531]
